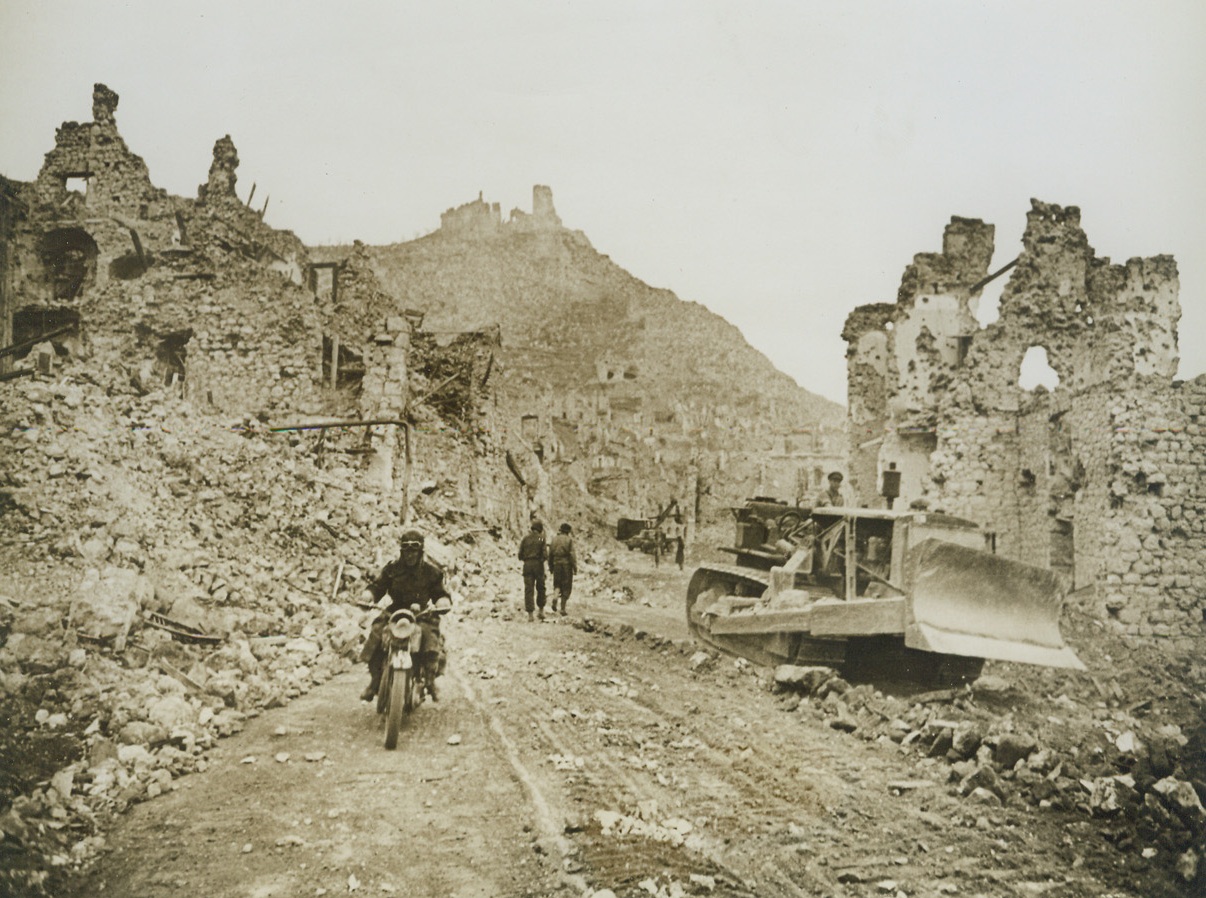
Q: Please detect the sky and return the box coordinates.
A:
[1,1,1203,405]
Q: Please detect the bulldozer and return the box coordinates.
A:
[686,498,1084,686]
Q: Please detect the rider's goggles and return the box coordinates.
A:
[400,541,423,550]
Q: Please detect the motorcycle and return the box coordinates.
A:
[375,600,450,750]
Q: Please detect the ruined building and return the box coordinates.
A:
[844,200,1203,645]
[0,84,511,522]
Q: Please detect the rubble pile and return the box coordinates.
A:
[0,356,490,894]
[762,653,1205,886]
[562,608,1204,890]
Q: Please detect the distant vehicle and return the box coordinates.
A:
[624,527,672,555]
[686,499,1084,686]
[615,498,680,557]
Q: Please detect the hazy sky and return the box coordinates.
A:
[2,1,1203,404]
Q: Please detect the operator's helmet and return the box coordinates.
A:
[559,522,572,534]
[399,529,425,553]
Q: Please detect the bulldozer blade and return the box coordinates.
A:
[904,539,1085,670]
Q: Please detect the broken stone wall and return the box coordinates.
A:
[1095,376,1206,641]
[0,176,20,359]
[4,85,323,417]
[440,194,502,236]
[845,200,1203,641]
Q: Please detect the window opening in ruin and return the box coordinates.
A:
[310,265,337,299]
[12,307,80,352]
[320,336,364,390]
[1018,345,1059,392]
[64,175,89,195]
[521,414,540,442]
[975,276,1007,326]
[38,228,98,300]
[957,335,973,366]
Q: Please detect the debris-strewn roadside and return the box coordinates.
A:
[0,359,494,896]
[569,554,1206,895]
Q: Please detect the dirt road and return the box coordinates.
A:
[74,555,1170,898]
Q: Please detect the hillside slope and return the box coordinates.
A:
[363,221,840,426]
[317,189,846,518]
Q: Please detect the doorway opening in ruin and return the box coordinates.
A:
[12,306,80,352]
[1018,345,1059,392]
[1049,517,1073,584]
[1046,413,1080,585]
[39,228,98,300]
[155,330,192,388]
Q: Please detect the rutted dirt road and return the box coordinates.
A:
[71,551,1185,898]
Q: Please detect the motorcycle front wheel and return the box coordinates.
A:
[376,667,391,717]
[405,665,421,712]
[384,668,410,750]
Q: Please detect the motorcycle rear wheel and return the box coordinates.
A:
[384,668,409,750]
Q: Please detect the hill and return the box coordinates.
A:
[318,187,845,520]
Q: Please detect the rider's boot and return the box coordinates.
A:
[427,675,439,702]
[527,611,534,622]
[361,658,382,702]
[361,679,378,702]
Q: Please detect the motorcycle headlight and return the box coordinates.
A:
[388,620,417,640]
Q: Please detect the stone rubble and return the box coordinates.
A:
[0,353,500,894]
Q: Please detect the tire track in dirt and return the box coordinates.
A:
[75,669,567,898]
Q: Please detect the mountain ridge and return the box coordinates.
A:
[319,188,843,430]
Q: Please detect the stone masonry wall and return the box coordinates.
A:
[845,199,1203,642]
[1097,376,1206,642]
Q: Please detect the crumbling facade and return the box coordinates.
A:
[845,200,1204,644]
[0,84,515,524]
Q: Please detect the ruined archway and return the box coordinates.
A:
[38,228,98,300]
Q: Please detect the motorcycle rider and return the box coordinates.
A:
[359,529,450,702]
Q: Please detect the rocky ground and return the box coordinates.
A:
[51,548,1206,898]
[1,362,1204,897]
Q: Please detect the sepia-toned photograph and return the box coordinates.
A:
[0,2,1203,896]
